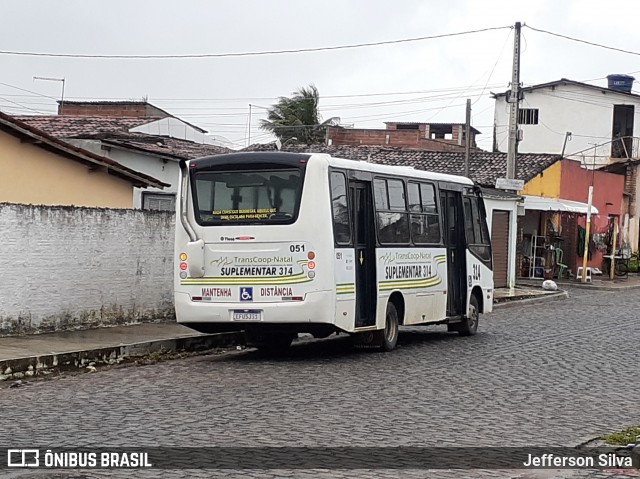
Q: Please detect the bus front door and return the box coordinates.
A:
[441,190,467,317]
[351,181,376,327]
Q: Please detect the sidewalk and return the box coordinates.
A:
[0,323,242,382]
[561,272,640,290]
[520,273,640,291]
[493,285,568,308]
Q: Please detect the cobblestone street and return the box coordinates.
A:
[1,287,639,479]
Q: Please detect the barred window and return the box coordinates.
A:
[142,193,176,211]
[518,108,539,125]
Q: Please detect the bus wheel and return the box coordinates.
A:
[458,295,479,337]
[379,302,399,351]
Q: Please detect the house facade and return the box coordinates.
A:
[0,112,165,208]
[493,77,640,252]
[493,77,640,165]
[519,158,625,277]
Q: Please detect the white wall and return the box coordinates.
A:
[0,204,175,335]
[130,117,223,145]
[484,197,519,289]
[494,83,640,166]
[68,139,179,209]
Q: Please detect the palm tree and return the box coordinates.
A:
[260,85,339,145]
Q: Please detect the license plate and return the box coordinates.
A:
[232,310,262,321]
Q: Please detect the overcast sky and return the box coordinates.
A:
[2,0,640,150]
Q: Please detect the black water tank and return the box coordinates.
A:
[607,74,635,93]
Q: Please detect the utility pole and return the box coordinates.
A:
[506,22,521,180]
[609,217,618,280]
[247,104,253,146]
[464,98,471,178]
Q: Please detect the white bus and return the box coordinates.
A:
[175,152,493,352]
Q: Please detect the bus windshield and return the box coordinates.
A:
[192,168,303,225]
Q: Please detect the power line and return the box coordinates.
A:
[0,80,504,105]
[472,29,513,106]
[525,24,640,57]
[163,88,500,117]
[0,96,52,114]
[0,26,511,59]
[0,81,58,100]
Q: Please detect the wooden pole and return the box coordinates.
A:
[581,185,593,283]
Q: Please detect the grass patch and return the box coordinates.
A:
[602,425,640,445]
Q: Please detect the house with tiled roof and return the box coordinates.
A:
[243,142,560,188]
[16,101,232,210]
[0,111,167,208]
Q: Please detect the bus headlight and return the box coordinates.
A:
[179,272,187,279]
[308,271,315,279]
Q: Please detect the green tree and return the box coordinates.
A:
[260,85,338,145]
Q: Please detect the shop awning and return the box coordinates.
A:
[522,195,599,214]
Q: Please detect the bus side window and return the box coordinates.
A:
[330,172,351,245]
[464,196,492,265]
[375,178,410,245]
[409,182,441,244]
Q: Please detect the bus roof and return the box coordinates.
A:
[189,151,474,186]
[320,154,475,186]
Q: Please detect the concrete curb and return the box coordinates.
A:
[560,282,640,291]
[0,331,243,381]
[492,290,569,309]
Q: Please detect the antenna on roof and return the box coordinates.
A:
[34,76,65,114]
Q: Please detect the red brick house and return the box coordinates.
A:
[326,122,480,151]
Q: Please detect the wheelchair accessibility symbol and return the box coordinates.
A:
[240,287,253,302]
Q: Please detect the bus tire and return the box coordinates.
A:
[458,295,479,337]
[379,301,399,351]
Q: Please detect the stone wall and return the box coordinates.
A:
[0,203,175,336]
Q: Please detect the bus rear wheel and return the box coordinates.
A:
[457,295,479,337]
[380,301,399,351]
[352,302,399,352]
